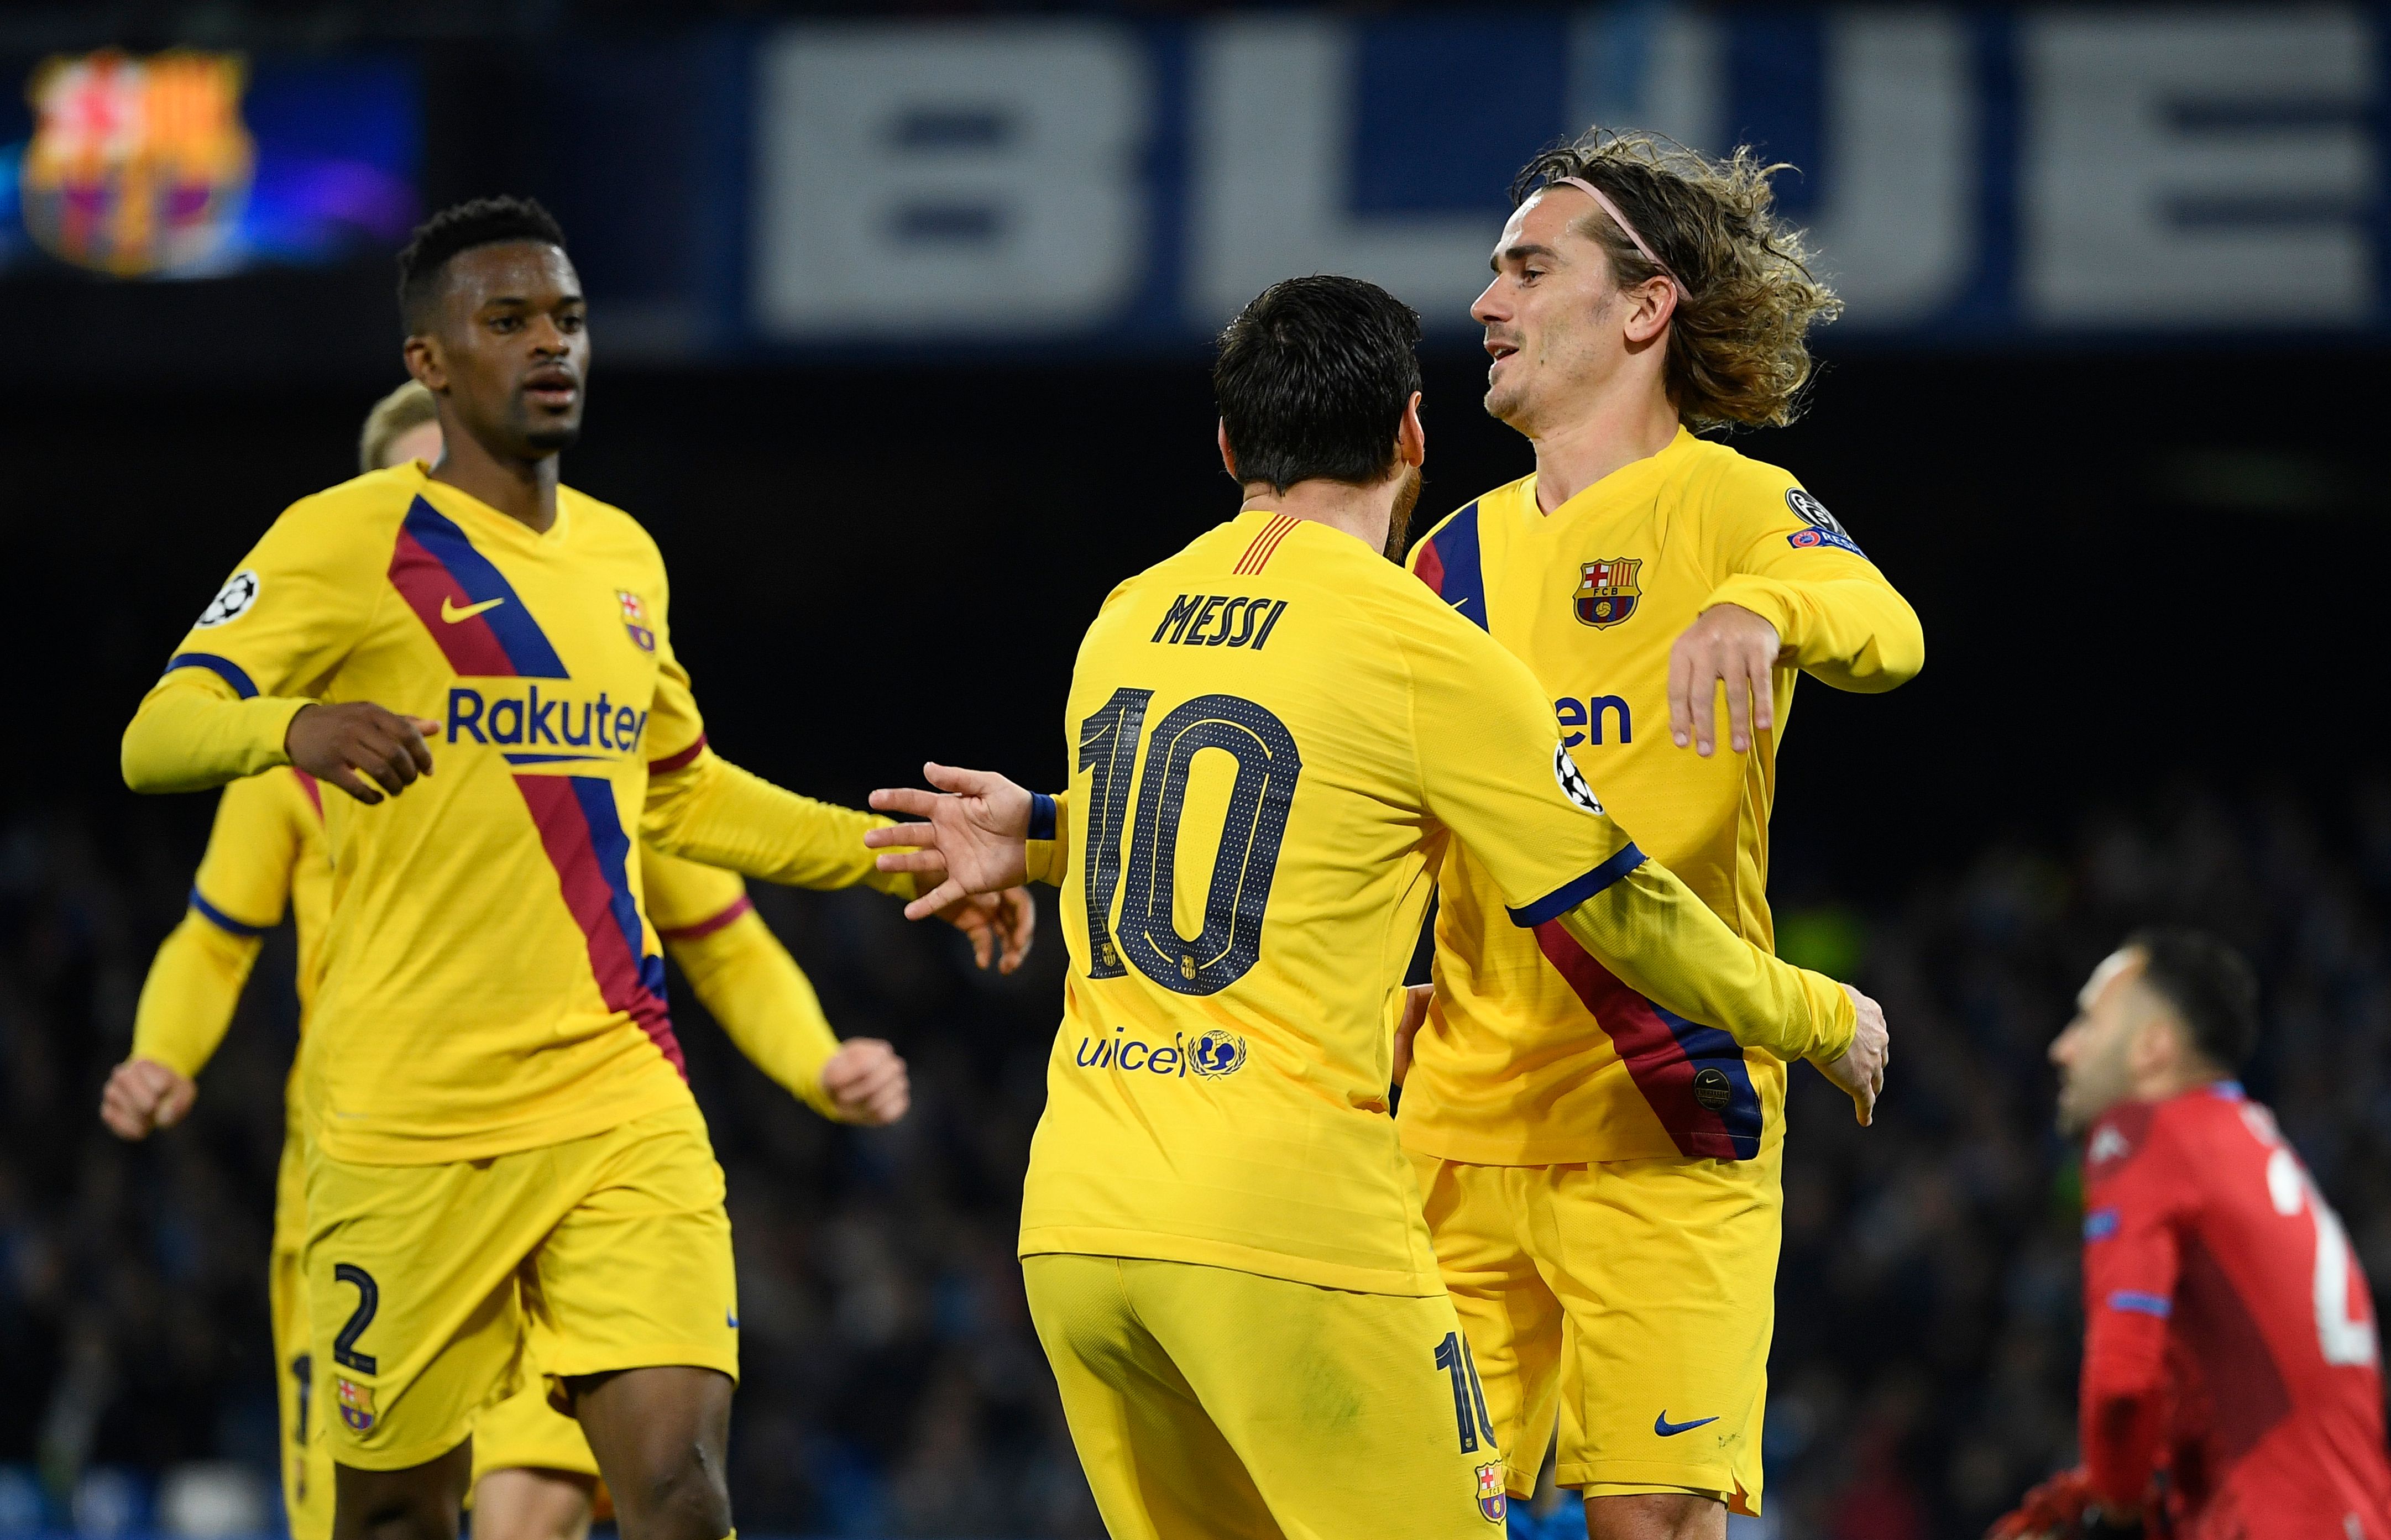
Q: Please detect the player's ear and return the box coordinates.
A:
[1623,277,1677,345]
[1217,419,1238,481]
[403,333,446,394]
[1398,391,1425,469]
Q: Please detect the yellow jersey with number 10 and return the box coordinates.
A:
[1017,510,1855,1297]
[1401,427,1923,1166]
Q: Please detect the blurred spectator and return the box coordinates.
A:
[8,778,2391,1537]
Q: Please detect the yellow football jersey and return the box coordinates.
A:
[123,463,908,1164]
[1401,427,1923,1165]
[1016,509,1855,1297]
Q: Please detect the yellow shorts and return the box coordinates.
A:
[1407,1145,1783,1514]
[1024,1253,1511,1540]
[269,1133,334,1540]
[306,1103,739,1470]
[469,1329,605,1494]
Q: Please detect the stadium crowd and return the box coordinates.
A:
[3,773,2388,1539]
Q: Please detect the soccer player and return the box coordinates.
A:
[1390,128,1926,1536]
[858,275,1887,1539]
[117,196,1026,1540]
[98,375,955,1540]
[1988,930,2391,1540]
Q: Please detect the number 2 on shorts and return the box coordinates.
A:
[332,1263,380,1374]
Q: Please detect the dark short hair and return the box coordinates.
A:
[396,196,568,333]
[2127,927,2259,1073]
[1213,275,1421,494]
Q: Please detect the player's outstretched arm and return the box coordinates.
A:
[1548,866,1885,1125]
[865,763,1049,920]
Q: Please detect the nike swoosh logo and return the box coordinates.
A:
[1450,596,1471,609]
[441,596,505,623]
[1654,1412,1719,1437]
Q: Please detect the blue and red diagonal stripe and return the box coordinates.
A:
[1411,502,1488,631]
[387,497,568,678]
[519,774,685,1080]
[1532,922,1764,1160]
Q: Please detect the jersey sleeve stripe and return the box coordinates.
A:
[648,735,708,775]
[2107,1290,2173,1318]
[1530,920,1765,1161]
[189,884,271,938]
[163,652,259,699]
[387,497,571,679]
[1027,792,1058,841]
[1504,843,1647,926]
[516,773,687,1081]
[1411,502,1487,630]
[655,893,754,945]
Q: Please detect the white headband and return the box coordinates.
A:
[1551,175,1680,290]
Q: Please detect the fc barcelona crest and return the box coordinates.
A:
[335,1377,375,1433]
[1474,1463,1507,1523]
[1573,558,1641,628]
[618,590,656,653]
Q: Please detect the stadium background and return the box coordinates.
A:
[3,3,2388,1538]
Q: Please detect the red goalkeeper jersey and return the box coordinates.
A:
[2079,1081,2391,1539]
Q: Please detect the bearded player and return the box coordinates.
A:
[99,375,986,1540]
[1989,930,2391,1540]
[1393,128,1926,1536]
[857,274,1885,1540]
[119,197,1028,1540]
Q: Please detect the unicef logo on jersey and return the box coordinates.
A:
[1189,1030,1249,1079]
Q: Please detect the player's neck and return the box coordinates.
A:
[1526,380,1680,515]
[432,438,561,534]
[1239,478,1392,554]
[2132,1060,2227,1106]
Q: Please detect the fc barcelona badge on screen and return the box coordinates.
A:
[617,590,656,652]
[334,1377,375,1433]
[1475,1463,1506,1523]
[1573,559,1641,628]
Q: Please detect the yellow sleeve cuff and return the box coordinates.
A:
[122,673,308,794]
[1024,788,1071,887]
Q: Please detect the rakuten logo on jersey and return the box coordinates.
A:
[446,685,649,758]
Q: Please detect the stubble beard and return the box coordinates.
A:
[1384,465,1424,562]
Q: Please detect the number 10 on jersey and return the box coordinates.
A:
[1077,687,1302,998]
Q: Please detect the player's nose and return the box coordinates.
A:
[1469,275,1508,325]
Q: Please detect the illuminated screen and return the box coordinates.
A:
[0,49,418,279]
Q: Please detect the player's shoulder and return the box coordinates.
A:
[1406,474,1536,572]
[560,485,661,556]
[268,465,422,544]
[1675,432,1867,555]
[2087,1083,2257,1186]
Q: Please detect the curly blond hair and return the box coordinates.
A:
[1513,128,1840,430]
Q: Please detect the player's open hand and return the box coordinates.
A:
[866,763,1034,920]
[286,701,440,804]
[935,887,1037,974]
[1391,983,1433,1086]
[100,1057,196,1140]
[819,1038,910,1126]
[1668,602,1783,757]
[1818,984,1888,1125]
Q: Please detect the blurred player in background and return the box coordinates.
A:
[861,274,1884,1540]
[1395,128,1925,1537]
[98,377,945,1540]
[118,196,1028,1540]
[1991,930,2391,1540]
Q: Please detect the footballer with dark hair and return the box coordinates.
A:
[857,274,1882,1539]
[121,196,1030,1540]
[1992,931,2391,1540]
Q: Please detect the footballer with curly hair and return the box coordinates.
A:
[1396,128,1926,1539]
